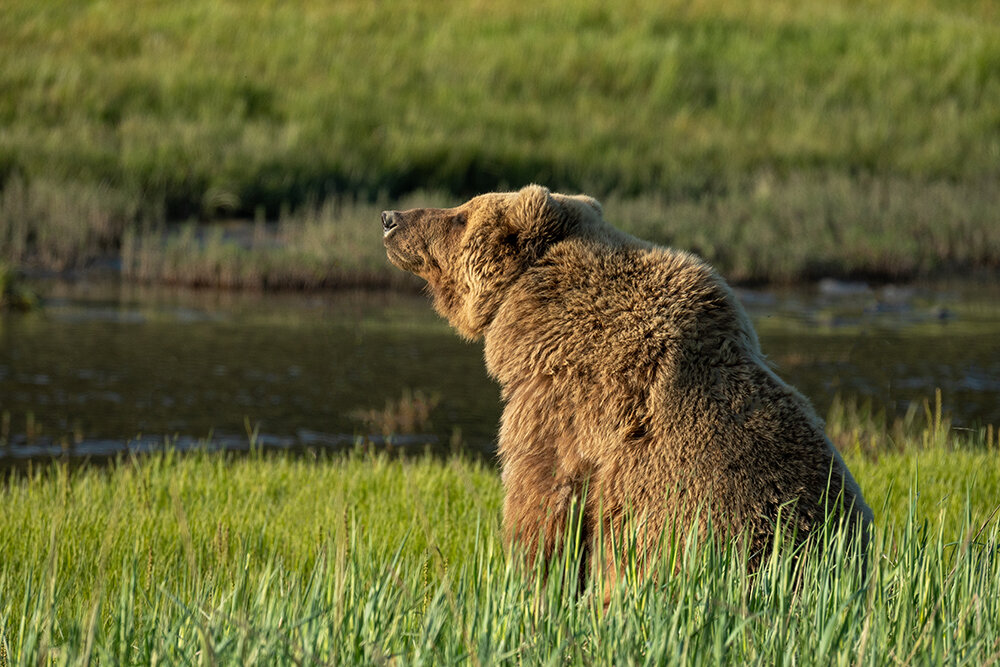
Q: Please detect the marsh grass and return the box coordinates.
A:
[827,388,999,459]
[1,402,1000,664]
[2,0,1000,284]
[351,389,442,440]
[610,173,1000,284]
[119,193,452,290]
[0,176,159,272]
[118,173,1000,290]
[0,261,37,312]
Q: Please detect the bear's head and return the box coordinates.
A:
[382,184,603,339]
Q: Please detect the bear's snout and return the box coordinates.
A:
[382,209,426,273]
[381,210,399,237]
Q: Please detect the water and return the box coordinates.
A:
[1,280,998,466]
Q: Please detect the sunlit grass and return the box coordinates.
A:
[1,398,999,663]
[3,0,997,203]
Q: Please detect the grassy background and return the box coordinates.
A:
[2,0,1000,284]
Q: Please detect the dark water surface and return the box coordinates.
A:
[1,280,998,465]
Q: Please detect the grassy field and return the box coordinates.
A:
[2,0,999,284]
[1,405,999,663]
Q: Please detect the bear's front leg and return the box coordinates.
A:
[500,452,590,584]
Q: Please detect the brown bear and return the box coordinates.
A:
[382,184,872,582]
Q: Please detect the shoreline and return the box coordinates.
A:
[14,253,1000,295]
[5,173,999,291]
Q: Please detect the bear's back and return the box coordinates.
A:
[485,235,760,391]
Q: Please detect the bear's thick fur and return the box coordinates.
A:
[383,185,872,578]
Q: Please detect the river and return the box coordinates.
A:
[1,280,998,466]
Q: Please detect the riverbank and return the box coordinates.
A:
[2,428,999,663]
[121,175,1000,288]
[6,173,1000,289]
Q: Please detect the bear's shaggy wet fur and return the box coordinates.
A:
[383,184,872,580]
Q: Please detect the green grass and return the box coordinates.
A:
[2,404,999,663]
[2,0,1000,284]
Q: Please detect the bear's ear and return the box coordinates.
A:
[507,184,578,257]
[512,184,561,226]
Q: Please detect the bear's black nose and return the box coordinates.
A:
[382,211,398,234]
